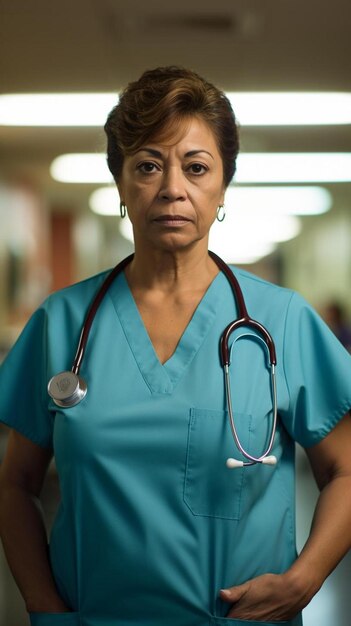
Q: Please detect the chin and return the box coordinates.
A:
[150,234,207,254]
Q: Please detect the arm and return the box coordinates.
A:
[220,412,351,621]
[0,429,71,613]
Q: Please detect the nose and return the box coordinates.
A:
[158,166,187,202]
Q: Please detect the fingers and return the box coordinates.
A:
[219,584,247,604]
[220,584,252,620]
[218,574,299,622]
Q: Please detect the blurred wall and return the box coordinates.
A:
[0,183,51,349]
[281,206,351,314]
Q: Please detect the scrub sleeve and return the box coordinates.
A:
[0,270,107,448]
[0,306,54,448]
[279,292,351,446]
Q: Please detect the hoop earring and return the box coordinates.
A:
[216,204,226,222]
[120,202,127,219]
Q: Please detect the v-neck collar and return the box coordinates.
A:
[108,270,226,395]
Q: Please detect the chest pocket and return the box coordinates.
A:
[184,408,251,520]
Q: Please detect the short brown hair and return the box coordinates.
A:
[104,66,239,187]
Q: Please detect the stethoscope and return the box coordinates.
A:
[48,252,278,469]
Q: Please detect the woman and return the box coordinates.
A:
[0,66,351,626]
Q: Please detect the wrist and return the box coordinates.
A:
[283,562,322,606]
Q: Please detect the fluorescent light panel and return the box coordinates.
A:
[51,154,112,183]
[227,93,351,126]
[90,187,120,215]
[0,94,117,126]
[237,153,351,183]
[224,186,332,215]
[90,185,309,264]
[89,185,332,217]
[52,152,351,184]
[115,201,301,265]
[1,92,351,126]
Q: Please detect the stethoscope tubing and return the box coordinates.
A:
[72,254,134,375]
[224,363,278,467]
[48,251,278,468]
[208,251,276,367]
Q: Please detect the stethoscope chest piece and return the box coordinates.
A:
[48,371,87,408]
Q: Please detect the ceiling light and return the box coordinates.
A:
[51,154,113,183]
[117,211,299,264]
[209,211,301,263]
[1,92,351,126]
[210,212,302,246]
[54,151,350,185]
[90,186,119,215]
[0,94,117,126]
[115,192,301,265]
[224,186,332,215]
[90,184,331,218]
[209,239,277,265]
[228,92,351,125]
[236,153,351,183]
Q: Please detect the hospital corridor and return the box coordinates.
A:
[1,0,351,624]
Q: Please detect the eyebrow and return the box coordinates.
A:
[135,148,214,160]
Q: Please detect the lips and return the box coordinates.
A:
[154,214,191,223]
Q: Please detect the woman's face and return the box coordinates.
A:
[117,116,225,254]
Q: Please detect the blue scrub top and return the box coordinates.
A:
[1,265,351,626]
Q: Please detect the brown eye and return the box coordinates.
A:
[137,161,159,174]
[188,163,208,175]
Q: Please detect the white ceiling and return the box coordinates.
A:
[0,0,350,215]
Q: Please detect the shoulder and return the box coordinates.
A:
[229,265,296,311]
[225,266,322,341]
[49,268,112,300]
[42,269,112,316]
[231,265,288,293]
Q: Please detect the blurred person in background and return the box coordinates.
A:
[323,300,351,353]
[0,66,351,626]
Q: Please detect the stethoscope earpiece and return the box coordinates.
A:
[48,371,87,408]
[261,455,277,466]
[226,458,244,469]
[226,455,277,469]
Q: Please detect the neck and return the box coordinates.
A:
[125,244,219,293]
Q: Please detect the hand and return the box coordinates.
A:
[219,572,308,622]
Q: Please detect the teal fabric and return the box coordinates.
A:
[1,266,351,626]
[30,613,80,626]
